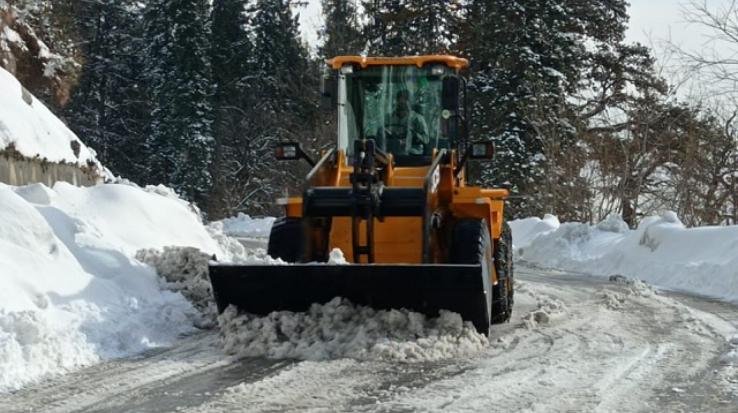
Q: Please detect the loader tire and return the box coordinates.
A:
[267,217,304,262]
[449,219,493,335]
[492,222,514,324]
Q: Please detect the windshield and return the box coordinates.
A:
[342,65,450,160]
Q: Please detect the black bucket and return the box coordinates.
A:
[208,263,491,335]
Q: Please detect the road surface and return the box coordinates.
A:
[2,264,737,412]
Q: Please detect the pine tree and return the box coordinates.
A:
[403,0,460,53]
[143,0,215,206]
[64,0,149,181]
[462,0,636,218]
[463,1,575,216]
[237,0,317,214]
[362,0,409,55]
[251,0,310,112]
[318,0,364,58]
[209,0,254,217]
[363,0,461,55]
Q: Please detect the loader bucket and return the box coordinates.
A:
[208,264,492,336]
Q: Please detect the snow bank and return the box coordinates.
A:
[219,298,488,362]
[0,182,229,392]
[509,214,560,252]
[218,213,275,239]
[512,212,738,302]
[0,66,100,167]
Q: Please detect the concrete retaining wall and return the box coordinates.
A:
[0,154,102,187]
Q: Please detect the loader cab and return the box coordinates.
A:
[327,56,469,166]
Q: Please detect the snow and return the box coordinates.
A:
[327,248,348,264]
[49,183,221,257]
[2,26,23,46]
[0,66,100,167]
[217,213,274,239]
[164,264,737,412]
[511,212,738,302]
[509,213,560,252]
[0,182,232,392]
[135,247,216,323]
[218,297,488,363]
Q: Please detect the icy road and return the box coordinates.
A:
[2,264,737,413]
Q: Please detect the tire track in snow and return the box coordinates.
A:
[0,333,277,413]
[2,265,736,412]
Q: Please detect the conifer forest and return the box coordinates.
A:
[2,0,737,227]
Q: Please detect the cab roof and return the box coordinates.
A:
[328,55,469,70]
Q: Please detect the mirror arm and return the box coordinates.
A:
[276,142,316,166]
[454,149,470,179]
[306,149,335,182]
[299,146,317,167]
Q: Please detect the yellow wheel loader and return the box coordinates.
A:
[209,55,513,336]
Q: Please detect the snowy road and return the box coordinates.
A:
[2,264,737,413]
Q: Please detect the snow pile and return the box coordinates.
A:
[218,298,488,362]
[600,278,657,311]
[135,247,216,318]
[327,248,348,264]
[509,214,560,252]
[218,213,275,239]
[0,182,228,392]
[512,212,738,302]
[205,220,257,262]
[0,66,100,167]
[135,242,282,325]
[516,282,568,329]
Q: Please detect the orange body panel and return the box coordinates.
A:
[282,149,509,279]
[450,187,508,239]
[323,155,429,264]
[328,55,470,70]
[331,217,423,263]
[279,197,303,218]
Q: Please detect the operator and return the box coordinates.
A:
[383,90,429,155]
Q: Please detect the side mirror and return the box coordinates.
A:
[275,142,316,166]
[455,141,494,178]
[469,141,495,160]
[275,142,301,160]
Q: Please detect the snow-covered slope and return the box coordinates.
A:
[511,213,738,302]
[0,66,100,167]
[0,182,227,392]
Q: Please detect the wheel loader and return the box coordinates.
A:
[209,55,513,336]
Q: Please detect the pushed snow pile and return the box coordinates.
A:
[513,212,738,302]
[327,248,348,264]
[0,182,230,392]
[136,247,215,317]
[516,282,568,329]
[0,66,100,167]
[218,213,275,238]
[218,298,488,362]
[600,278,657,310]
